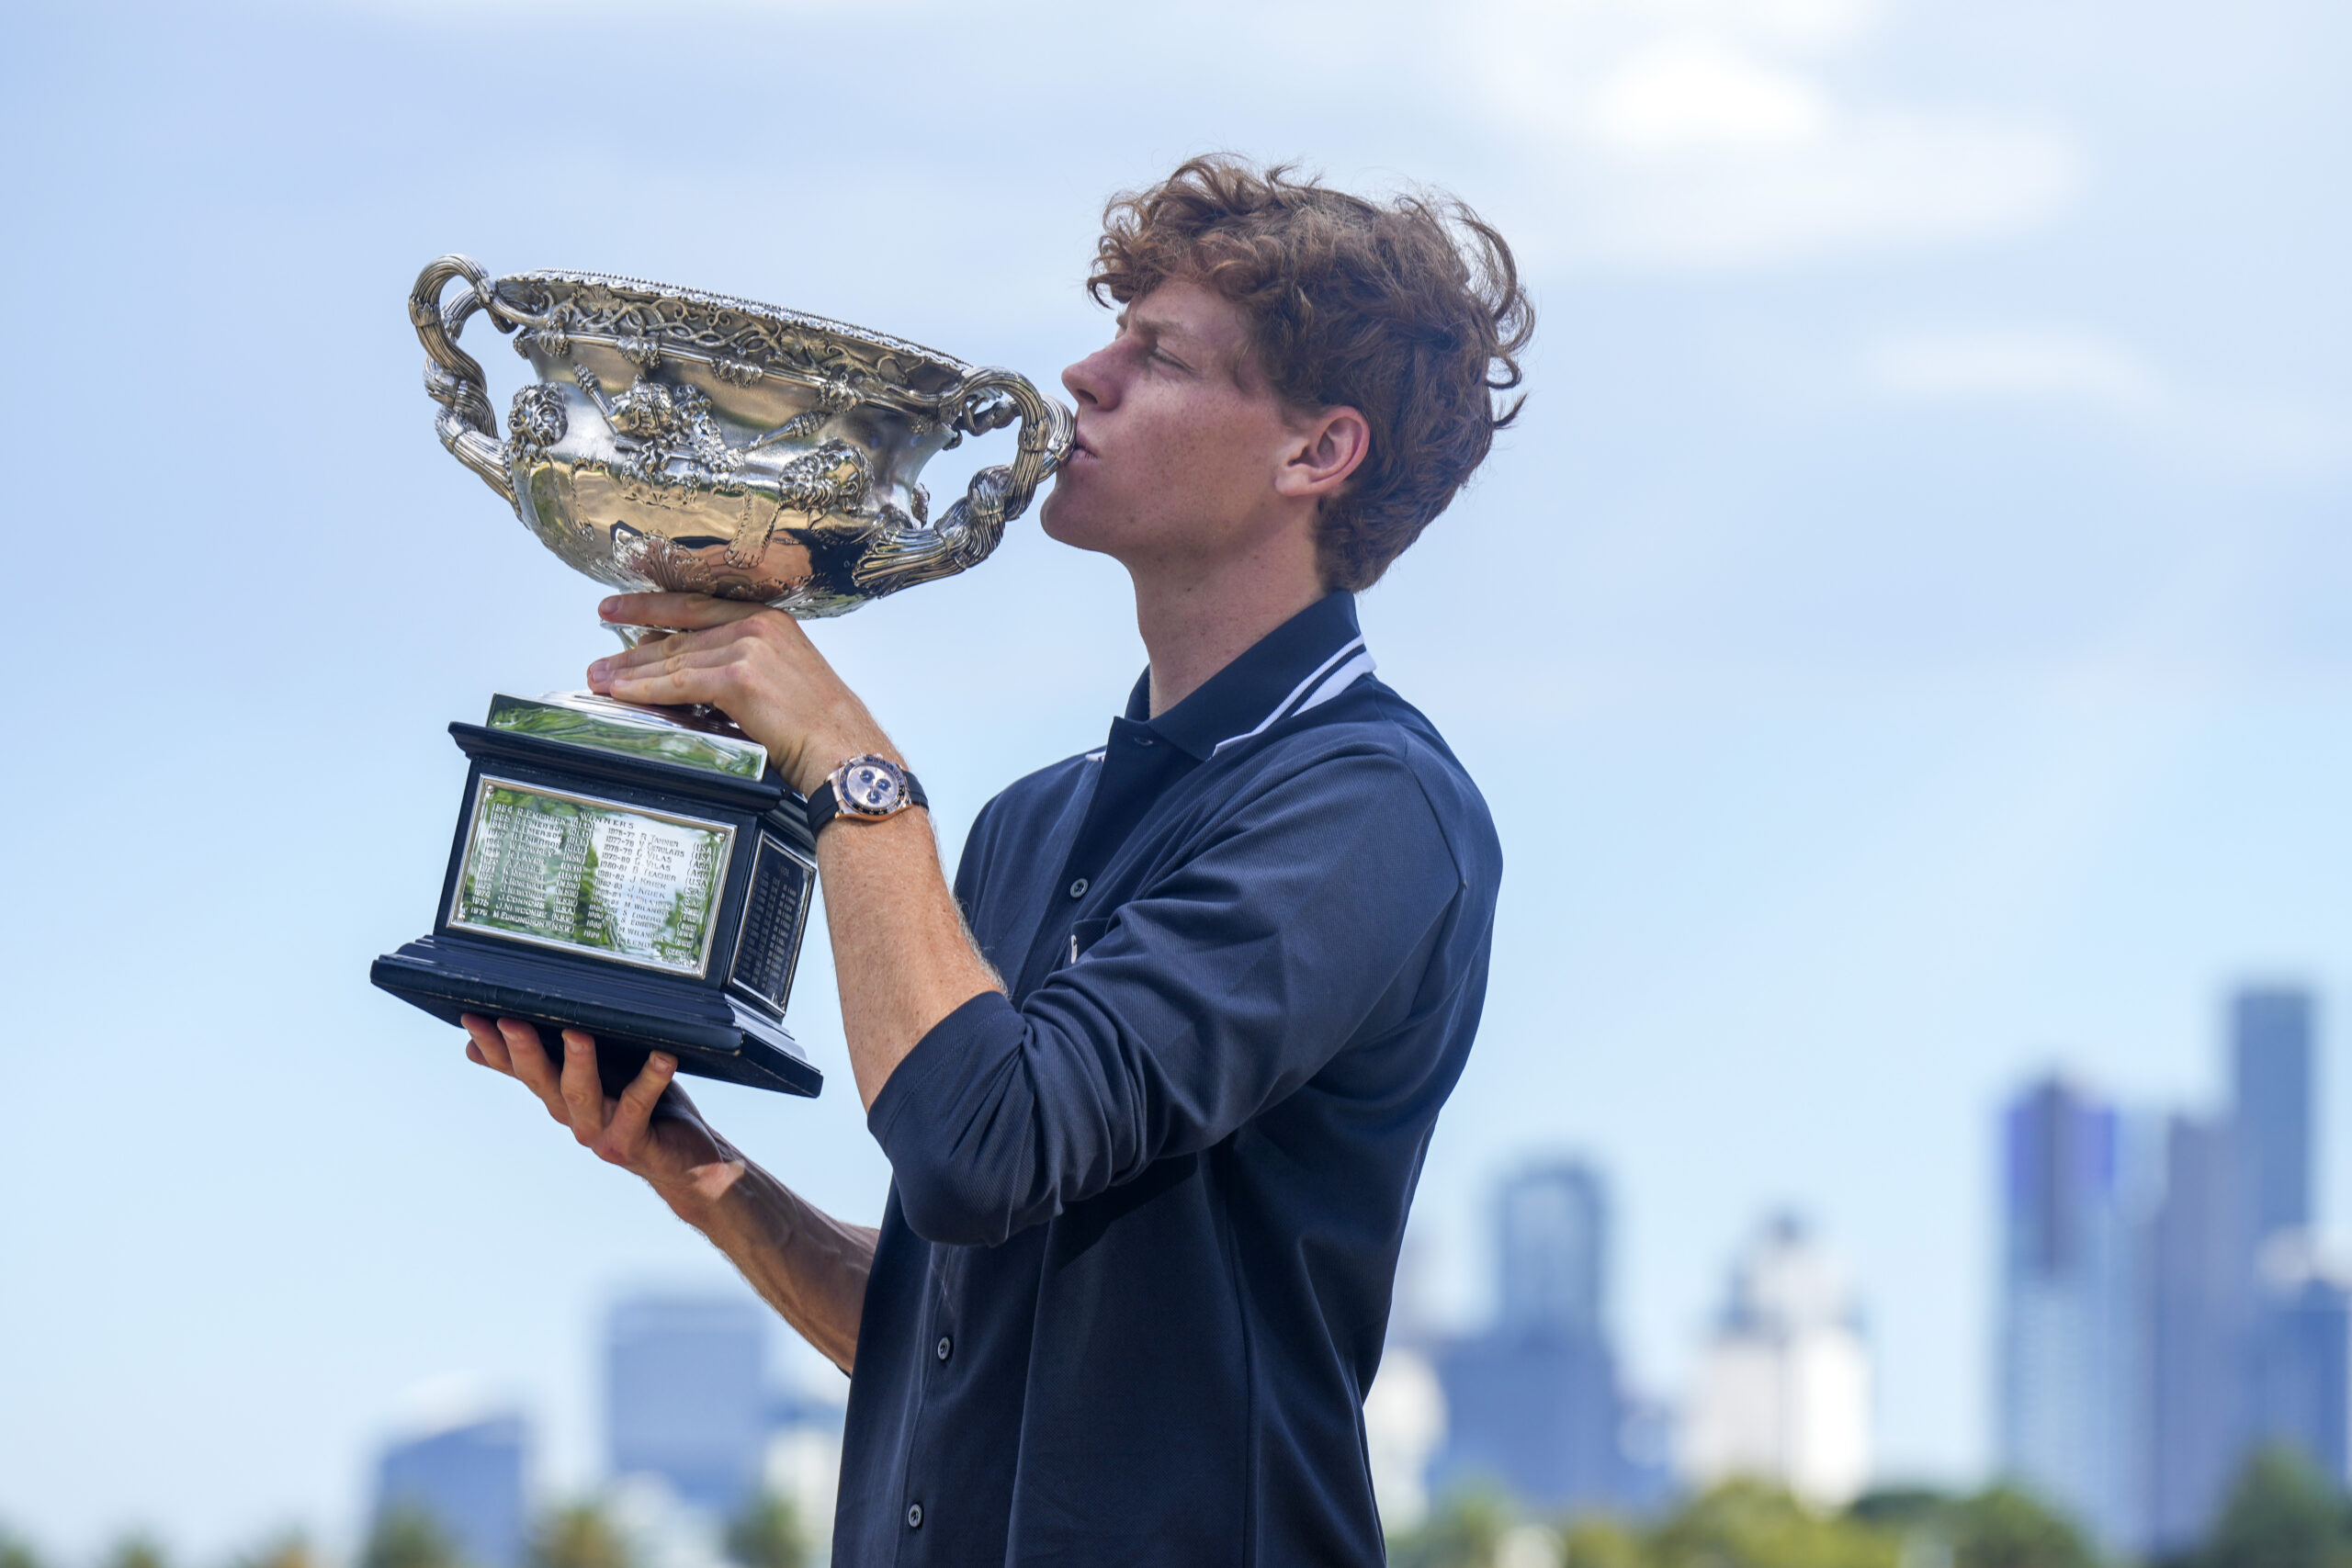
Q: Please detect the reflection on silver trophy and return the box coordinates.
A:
[371,257,1074,1097]
[409,254,1072,616]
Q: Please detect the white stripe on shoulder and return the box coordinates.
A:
[1291,650,1377,720]
[1082,749,1106,763]
[1211,638,1374,756]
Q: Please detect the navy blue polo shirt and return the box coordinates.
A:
[833,592,1501,1566]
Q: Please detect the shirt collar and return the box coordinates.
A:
[1120,592,1377,762]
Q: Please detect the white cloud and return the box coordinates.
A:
[1461,0,2084,269]
[1591,41,1831,152]
[1863,330,2352,472]
[1868,328,2170,411]
[1560,112,2078,268]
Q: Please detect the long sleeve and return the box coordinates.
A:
[865,745,1467,1247]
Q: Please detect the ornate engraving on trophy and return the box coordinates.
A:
[728,835,816,1015]
[448,779,734,976]
[408,256,1071,617]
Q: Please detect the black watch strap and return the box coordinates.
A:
[806,767,928,837]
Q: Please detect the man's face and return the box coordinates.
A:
[1041,280,1310,574]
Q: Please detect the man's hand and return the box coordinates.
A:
[460,1015,748,1220]
[462,1014,878,1373]
[585,592,1001,1111]
[584,593,889,797]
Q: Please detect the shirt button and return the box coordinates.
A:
[906,1503,923,1529]
[1068,877,1089,899]
[936,1336,953,1361]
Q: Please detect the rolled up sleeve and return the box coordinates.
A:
[865,749,1464,1247]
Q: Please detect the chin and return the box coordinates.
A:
[1038,485,1113,555]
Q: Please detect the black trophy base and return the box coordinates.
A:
[373,936,821,1098]
[372,707,823,1100]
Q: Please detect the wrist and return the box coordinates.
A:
[789,731,897,799]
[657,1155,751,1229]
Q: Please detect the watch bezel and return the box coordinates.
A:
[830,753,911,820]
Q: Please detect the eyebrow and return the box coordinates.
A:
[1118,309,1201,349]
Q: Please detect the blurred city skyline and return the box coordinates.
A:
[7,969,2326,1566]
[3,0,2348,1558]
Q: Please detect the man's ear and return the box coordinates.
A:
[1274,406,1371,504]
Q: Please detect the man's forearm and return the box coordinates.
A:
[670,1150,879,1374]
[462,1015,879,1370]
[815,806,1005,1110]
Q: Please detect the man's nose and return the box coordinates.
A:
[1062,345,1116,410]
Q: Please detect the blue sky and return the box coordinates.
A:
[2,0,2348,1555]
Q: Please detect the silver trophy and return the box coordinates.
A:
[373,255,1073,1097]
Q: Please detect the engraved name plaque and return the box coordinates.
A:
[449,779,733,976]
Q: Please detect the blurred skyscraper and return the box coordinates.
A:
[1498,1164,1606,1338]
[1680,1213,1871,1509]
[1996,1077,2142,1550]
[1431,1160,1663,1512]
[374,1413,528,1568]
[2144,1112,2239,1551]
[2232,988,2313,1250]
[2003,983,2343,1558]
[1364,1347,1448,1533]
[606,1294,771,1516]
[2248,1235,2352,1482]
[2226,990,2345,1486]
[763,1384,849,1551]
[2142,985,2340,1551]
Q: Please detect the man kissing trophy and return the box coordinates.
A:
[372,255,1071,1099]
[375,157,1526,1568]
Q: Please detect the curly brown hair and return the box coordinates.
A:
[1088,155,1533,592]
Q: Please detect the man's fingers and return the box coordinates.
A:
[592,626,728,684]
[558,1030,610,1142]
[594,660,746,708]
[461,1014,514,1075]
[496,1018,572,1123]
[600,592,768,631]
[602,1053,679,1165]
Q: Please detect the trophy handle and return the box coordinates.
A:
[410,254,519,512]
[849,368,1074,600]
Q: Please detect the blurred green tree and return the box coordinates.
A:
[722,1494,806,1568]
[531,1503,631,1568]
[1646,1481,1900,1568]
[229,1534,320,1568]
[1389,1486,1515,1568]
[1944,1486,2098,1568]
[101,1536,168,1568]
[2201,1448,2352,1568]
[1560,1515,1646,1568]
[0,1527,44,1568]
[1849,1487,1959,1534]
[360,1506,463,1568]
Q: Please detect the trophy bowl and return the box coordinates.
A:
[410,255,1074,617]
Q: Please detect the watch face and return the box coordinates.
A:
[839,759,904,817]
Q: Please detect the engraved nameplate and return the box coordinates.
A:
[449,778,733,976]
[729,833,814,1014]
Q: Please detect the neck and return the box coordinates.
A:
[1129,528,1328,718]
